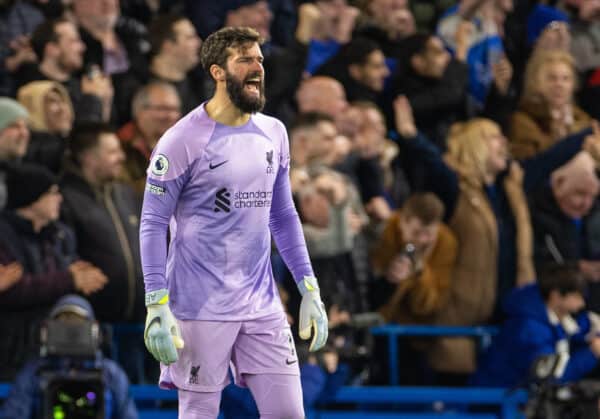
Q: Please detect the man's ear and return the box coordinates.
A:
[210,64,226,82]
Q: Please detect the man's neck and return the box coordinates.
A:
[205,87,250,126]
[80,166,104,188]
[39,60,70,82]
[151,55,186,82]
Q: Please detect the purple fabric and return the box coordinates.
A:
[140,104,313,321]
[159,311,300,392]
[244,373,304,418]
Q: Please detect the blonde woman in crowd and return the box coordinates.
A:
[510,50,592,159]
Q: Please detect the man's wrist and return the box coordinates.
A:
[146,288,169,306]
[298,276,320,296]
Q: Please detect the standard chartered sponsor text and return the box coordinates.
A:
[234,190,272,208]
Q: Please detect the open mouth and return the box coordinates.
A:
[244,78,262,95]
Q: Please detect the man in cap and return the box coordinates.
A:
[0,163,107,379]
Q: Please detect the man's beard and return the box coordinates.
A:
[225,71,266,114]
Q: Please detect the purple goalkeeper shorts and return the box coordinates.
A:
[158,310,300,392]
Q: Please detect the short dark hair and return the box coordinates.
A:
[316,37,381,80]
[339,37,381,66]
[148,14,186,58]
[30,18,70,60]
[290,112,335,134]
[200,27,262,80]
[68,122,115,165]
[402,193,445,225]
[400,33,434,61]
[538,264,587,301]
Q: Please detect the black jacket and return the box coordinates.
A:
[0,214,77,380]
[78,17,150,125]
[60,169,144,322]
[529,183,600,312]
[387,59,469,149]
[530,183,600,267]
[262,40,309,127]
[24,131,67,175]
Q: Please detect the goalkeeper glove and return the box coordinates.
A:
[144,289,184,365]
[297,276,328,352]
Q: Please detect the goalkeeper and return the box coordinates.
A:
[140,27,328,419]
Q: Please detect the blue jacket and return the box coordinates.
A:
[0,358,138,419]
[471,284,598,387]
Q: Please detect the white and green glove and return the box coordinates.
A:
[144,289,185,365]
[297,276,328,352]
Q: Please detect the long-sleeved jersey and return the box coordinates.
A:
[140,104,314,321]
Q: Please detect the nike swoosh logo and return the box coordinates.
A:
[209,160,228,170]
[286,358,297,365]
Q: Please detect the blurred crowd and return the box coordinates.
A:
[1,0,600,398]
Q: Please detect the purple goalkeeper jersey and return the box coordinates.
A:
[140,104,314,321]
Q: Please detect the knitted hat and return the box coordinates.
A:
[49,294,95,321]
[0,97,29,132]
[527,5,569,46]
[17,81,73,133]
[5,163,58,210]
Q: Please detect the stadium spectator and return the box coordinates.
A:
[510,50,592,160]
[373,193,457,325]
[354,0,415,59]
[147,14,205,114]
[472,264,600,388]
[290,112,340,170]
[527,5,571,52]
[17,81,74,173]
[61,122,144,324]
[370,192,456,385]
[0,97,30,207]
[19,18,109,122]
[349,101,399,218]
[0,164,107,379]
[71,0,150,124]
[317,37,390,103]
[303,0,360,74]
[118,81,181,195]
[0,97,30,162]
[0,0,44,96]
[529,150,600,312]
[384,32,466,149]
[436,0,512,108]
[296,76,356,139]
